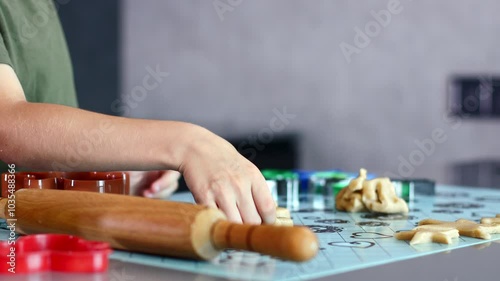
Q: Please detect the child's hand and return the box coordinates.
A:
[129,170,181,198]
[180,127,276,225]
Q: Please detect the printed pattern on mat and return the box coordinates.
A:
[1,185,499,281]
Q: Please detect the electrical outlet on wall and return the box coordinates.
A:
[448,75,500,118]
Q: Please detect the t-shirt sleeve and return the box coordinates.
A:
[0,33,12,66]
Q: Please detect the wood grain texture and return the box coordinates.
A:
[3,189,225,260]
[0,189,319,261]
[212,221,318,262]
[0,199,5,219]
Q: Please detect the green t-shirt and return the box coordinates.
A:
[0,0,78,173]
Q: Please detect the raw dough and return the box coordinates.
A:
[419,218,500,240]
[273,206,293,226]
[276,207,291,219]
[362,178,409,213]
[396,216,500,245]
[274,217,294,226]
[335,169,408,213]
[394,225,459,245]
[481,214,500,224]
[335,169,367,212]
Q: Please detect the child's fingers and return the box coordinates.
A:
[150,170,181,193]
[143,182,178,198]
[215,192,243,224]
[142,170,181,198]
[236,188,262,225]
[252,178,277,225]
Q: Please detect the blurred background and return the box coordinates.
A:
[58,0,500,187]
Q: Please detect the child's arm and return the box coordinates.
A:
[0,64,276,225]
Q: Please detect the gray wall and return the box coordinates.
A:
[121,0,500,184]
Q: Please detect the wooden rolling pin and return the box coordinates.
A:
[0,189,318,262]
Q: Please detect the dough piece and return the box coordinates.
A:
[419,219,500,240]
[335,188,366,212]
[397,216,500,245]
[271,207,293,226]
[276,207,291,219]
[362,177,409,213]
[274,217,294,226]
[481,214,500,224]
[335,168,408,213]
[395,225,459,245]
[335,169,368,212]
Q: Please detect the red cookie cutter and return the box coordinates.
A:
[0,234,112,273]
[0,171,130,198]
